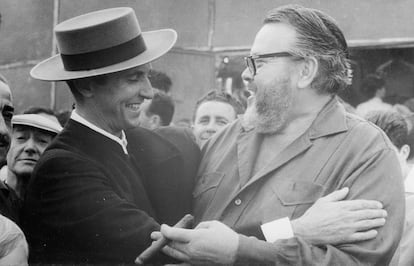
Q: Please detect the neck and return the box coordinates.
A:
[76,104,122,138]
[6,170,26,199]
[281,91,332,135]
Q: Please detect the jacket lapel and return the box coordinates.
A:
[241,133,312,190]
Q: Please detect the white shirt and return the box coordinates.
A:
[70,110,128,154]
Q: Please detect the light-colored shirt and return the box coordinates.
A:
[70,110,128,154]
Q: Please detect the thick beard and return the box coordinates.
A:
[254,78,293,134]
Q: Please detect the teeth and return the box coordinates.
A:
[126,103,140,111]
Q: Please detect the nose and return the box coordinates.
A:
[205,121,218,134]
[241,67,253,83]
[139,77,154,100]
[23,137,39,154]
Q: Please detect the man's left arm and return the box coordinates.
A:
[159,147,405,265]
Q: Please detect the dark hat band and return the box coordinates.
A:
[60,34,146,71]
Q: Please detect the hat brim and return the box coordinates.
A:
[30,29,177,81]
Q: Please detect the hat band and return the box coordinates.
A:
[60,34,147,71]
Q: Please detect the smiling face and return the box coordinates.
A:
[0,81,13,166]
[193,101,237,146]
[89,64,153,136]
[7,125,54,178]
[241,23,300,134]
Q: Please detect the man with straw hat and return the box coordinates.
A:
[21,7,199,264]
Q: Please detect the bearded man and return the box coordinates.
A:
[158,5,405,265]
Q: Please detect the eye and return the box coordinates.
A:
[216,119,229,126]
[197,117,209,125]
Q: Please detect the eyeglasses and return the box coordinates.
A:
[244,52,295,76]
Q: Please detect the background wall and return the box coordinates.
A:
[1,0,414,121]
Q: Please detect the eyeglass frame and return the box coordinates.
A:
[244,52,296,76]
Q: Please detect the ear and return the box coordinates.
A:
[297,57,318,89]
[150,115,161,129]
[400,144,411,161]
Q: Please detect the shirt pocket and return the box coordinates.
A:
[263,180,326,222]
[193,172,225,219]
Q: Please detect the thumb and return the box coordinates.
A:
[319,187,349,202]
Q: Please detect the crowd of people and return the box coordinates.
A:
[0,4,413,265]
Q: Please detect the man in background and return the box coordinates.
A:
[0,113,61,223]
[149,70,173,94]
[0,74,13,167]
[355,74,393,117]
[137,92,175,130]
[192,90,245,146]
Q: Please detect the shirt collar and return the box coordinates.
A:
[71,110,129,154]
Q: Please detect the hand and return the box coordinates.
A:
[291,187,387,245]
[159,220,239,265]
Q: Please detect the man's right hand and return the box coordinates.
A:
[291,187,387,245]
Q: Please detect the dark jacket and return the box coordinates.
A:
[21,120,200,264]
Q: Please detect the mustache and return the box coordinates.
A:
[0,134,10,148]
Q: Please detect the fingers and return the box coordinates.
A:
[150,231,162,241]
[353,209,387,220]
[339,199,383,211]
[353,218,386,231]
[318,187,349,202]
[345,229,378,243]
[162,245,190,262]
[160,224,192,243]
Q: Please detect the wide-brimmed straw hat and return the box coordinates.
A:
[31,7,177,81]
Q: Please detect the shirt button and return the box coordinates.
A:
[234,198,242,205]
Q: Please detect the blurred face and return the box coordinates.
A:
[193,101,237,146]
[0,81,13,166]
[91,64,153,135]
[7,126,54,178]
[137,99,158,130]
[241,23,299,134]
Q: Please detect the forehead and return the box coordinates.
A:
[13,125,54,137]
[251,23,297,55]
[108,63,151,80]
[196,101,236,119]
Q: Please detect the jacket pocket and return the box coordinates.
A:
[263,180,326,222]
[271,180,325,205]
[192,172,225,220]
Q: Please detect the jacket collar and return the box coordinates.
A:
[307,96,348,140]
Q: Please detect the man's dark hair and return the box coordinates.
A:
[193,90,245,121]
[264,5,351,94]
[148,70,172,93]
[146,92,175,126]
[365,110,408,149]
[361,74,385,99]
[23,106,56,116]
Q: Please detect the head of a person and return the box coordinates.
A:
[0,74,14,167]
[193,90,245,146]
[148,70,172,94]
[30,8,177,137]
[365,110,410,177]
[23,106,56,120]
[241,5,350,134]
[7,114,62,181]
[360,74,386,99]
[137,92,175,130]
[0,215,28,266]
